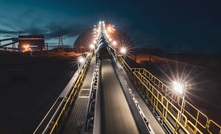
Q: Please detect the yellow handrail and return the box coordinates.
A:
[118,57,221,134]
[49,54,93,134]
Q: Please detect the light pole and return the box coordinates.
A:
[90,44,95,54]
[173,81,187,121]
[112,40,117,46]
[78,56,85,74]
[120,47,127,60]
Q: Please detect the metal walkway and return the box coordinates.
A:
[61,55,96,134]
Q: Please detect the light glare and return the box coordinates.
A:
[112,41,117,46]
[173,81,183,94]
[90,44,95,49]
[78,56,85,63]
[93,40,97,44]
[108,27,111,31]
[120,47,127,54]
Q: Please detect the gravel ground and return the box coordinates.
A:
[0,52,77,134]
[1,51,220,133]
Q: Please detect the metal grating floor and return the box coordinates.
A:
[61,56,96,134]
[62,98,88,134]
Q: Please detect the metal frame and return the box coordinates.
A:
[119,57,221,134]
[48,53,93,134]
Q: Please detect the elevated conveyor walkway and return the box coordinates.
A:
[61,55,96,134]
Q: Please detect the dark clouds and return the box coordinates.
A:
[0,22,90,40]
[0,29,24,34]
[0,0,221,52]
[0,2,91,45]
[45,22,91,39]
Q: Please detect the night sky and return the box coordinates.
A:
[0,0,221,53]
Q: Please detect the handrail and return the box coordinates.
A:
[93,60,101,134]
[133,71,202,133]
[48,53,93,134]
[118,57,221,134]
[33,52,93,134]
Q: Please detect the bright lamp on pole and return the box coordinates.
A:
[78,56,85,63]
[112,41,117,46]
[77,56,85,74]
[120,47,127,55]
[93,40,97,44]
[120,47,127,60]
[173,81,184,94]
[90,44,95,50]
[173,81,187,122]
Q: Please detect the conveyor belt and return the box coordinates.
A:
[100,59,139,134]
[116,60,165,134]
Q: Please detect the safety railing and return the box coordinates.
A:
[118,57,221,134]
[48,53,93,134]
[131,68,179,104]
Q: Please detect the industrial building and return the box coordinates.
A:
[18,35,45,52]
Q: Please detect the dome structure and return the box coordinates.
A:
[73,29,93,52]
